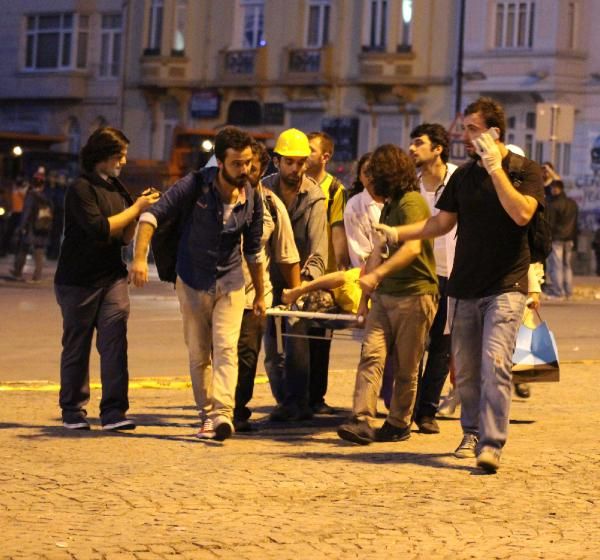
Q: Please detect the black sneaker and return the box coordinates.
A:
[233,418,256,433]
[101,415,136,431]
[337,419,375,445]
[376,421,411,442]
[416,416,440,434]
[311,402,338,415]
[62,413,90,430]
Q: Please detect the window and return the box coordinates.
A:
[306,0,330,48]
[147,0,163,53]
[100,14,122,77]
[367,0,387,51]
[25,13,88,70]
[494,1,535,49]
[172,0,187,54]
[398,0,413,52]
[241,1,265,49]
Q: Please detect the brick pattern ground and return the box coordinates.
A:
[1,364,599,559]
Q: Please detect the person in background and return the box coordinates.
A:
[545,180,578,301]
[0,177,28,257]
[55,127,160,431]
[407,123,458,434]
[11,169,53,282]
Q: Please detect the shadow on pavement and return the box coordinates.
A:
[279,450,477,472]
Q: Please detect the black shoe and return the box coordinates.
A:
[416,416,440,434]
[376,421,411,442]
[514,383,531,399]
[337,419,374,445]
[233,418,256,433]
[62,412,90,430]
[311,402,338,415]
[101,413,136,431]
[270,403,313,422]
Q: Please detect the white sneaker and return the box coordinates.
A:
[477,446,501,473]
[196,418,215,439]
[437,387,459,417]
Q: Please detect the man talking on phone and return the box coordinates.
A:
[374,97,544,472]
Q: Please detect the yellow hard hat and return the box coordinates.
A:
[274,128,311,157]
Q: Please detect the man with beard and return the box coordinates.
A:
[233,141,301,432]
[407,123,458,434]
[337,144,438,446]
[375,98,544,472]
[130,127,265,441]
[262,128,328,422]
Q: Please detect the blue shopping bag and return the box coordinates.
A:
[512,309,560,383]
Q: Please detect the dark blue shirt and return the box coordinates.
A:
[146,168,263,292]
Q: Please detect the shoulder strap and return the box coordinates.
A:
[262,186,278,224]
[507,153,525,187]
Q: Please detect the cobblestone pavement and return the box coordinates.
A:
[1,362,599,559]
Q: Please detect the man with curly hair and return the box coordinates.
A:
[337,144,438,446]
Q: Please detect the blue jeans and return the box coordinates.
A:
[448,292,526,451]
[547,240,574,297]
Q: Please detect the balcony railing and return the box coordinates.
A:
[224,49,257,75]
[288,48,322,73]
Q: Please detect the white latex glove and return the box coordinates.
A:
[473,132,503,174]
[372,223,398,246]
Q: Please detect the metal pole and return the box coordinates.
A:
[454,0,466,117]
[550,104,559,166]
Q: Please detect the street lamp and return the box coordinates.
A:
[12,146,23,156]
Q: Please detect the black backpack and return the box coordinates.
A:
[151,171,208,284]
[507,153,552,262]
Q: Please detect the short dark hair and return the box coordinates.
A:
[251,140,270,175]
[349,152,372,198]
[80,127,129,173]
[214,126,253,162]
[551,179,565,192]
[410,123,450,163]
[307,131,334,158]
[370,144,418,200]
[464,96,507,142]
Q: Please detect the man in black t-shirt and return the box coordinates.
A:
[375,97,544,473]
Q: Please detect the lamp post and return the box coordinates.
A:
[454,0,466,118]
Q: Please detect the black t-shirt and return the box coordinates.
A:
[436,154,544,298]
[55,173,133,287]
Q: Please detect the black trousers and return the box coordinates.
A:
[414,276,451,420]
[308,328,332,408]
[55,278,130,420]
[234,309,266,421]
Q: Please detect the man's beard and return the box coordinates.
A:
[281,172,302,188]
[222,165,248,187]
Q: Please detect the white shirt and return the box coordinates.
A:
[343,189,385,269]
[419,162,458,278]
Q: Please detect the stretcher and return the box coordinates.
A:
[266,306,364,353]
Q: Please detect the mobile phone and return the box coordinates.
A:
[487,127,499,141]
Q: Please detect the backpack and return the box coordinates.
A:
[33,196,53,234]
[507,153,552,262]
[327,176,347,222]
[151,171,207,284]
